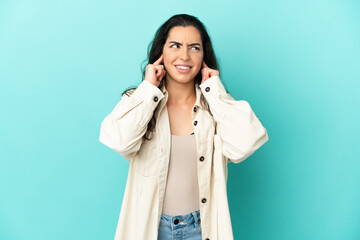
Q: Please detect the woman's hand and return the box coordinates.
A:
[201,60,219,84]
[144,54,166,87]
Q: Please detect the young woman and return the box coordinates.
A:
[99,14,269,240]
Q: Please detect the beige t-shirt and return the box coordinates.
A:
[162,133,200,215]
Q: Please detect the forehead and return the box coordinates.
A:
[166,26,202,44]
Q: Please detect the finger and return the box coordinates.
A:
[153,54,164,65]
[154,65,163,74]
[156,67,162,77]
[159,69,166,81]
[205,69,211,79]
[202,69,207,82]
[156,66,165,78]
[202,60,208,69]
[161,69,166,78]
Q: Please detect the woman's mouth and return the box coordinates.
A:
[175,65,192,73]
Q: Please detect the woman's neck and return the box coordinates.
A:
[165,79,196,106]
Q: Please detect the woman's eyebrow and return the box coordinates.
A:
[168,41,201,46]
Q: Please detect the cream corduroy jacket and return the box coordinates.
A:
[99,75,269,240]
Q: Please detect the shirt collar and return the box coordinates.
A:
[160,82,203,109]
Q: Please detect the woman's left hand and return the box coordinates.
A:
[201,60,219,84]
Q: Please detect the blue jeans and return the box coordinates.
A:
[158,210,202,240]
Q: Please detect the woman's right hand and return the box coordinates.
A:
[144,54,166,87]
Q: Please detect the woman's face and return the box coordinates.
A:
[162,26,204,85]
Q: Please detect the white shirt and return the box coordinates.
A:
[99,75,269,240]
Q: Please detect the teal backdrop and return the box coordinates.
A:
[1,0,359,239]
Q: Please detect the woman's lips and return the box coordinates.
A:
[175,65,192,73]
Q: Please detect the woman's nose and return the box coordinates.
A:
[179,48,190,60]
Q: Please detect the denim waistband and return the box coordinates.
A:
[160,210,201,228]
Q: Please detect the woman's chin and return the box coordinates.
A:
[170,77,195,85]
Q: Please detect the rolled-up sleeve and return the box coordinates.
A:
[200,75,269,164]
[99,80,164,161]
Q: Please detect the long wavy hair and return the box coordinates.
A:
[122,14,222,141]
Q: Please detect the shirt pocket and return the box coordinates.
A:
[134,132,158,178]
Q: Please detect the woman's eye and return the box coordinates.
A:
[170,44,200,50]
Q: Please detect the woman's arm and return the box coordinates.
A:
[199,75,269,164]
[99,80,164,161]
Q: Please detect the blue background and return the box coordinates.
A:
[1,0,359,239]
